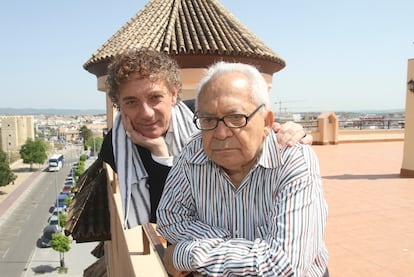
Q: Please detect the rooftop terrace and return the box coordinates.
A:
[313,141,414,276]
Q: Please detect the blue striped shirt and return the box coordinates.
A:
[157,131,328,276]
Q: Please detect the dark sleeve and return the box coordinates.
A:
[183,99,196,113]
[98,129,117,173]
[148,162,171,223]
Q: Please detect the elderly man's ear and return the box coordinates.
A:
[263,111,275,137]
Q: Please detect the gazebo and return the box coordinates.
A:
[83,0,286,128]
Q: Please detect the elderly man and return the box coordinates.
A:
[99,49,311,229]
[157,62,328,276]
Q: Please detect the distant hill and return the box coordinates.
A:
[0,107,106,116]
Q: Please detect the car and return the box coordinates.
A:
[48,215,60,226]
[51,206,66,217]
[40,224,61,248]
[55,193,69,210]
[60,191,74,199]
[62,184,72,193]
[69,168,75,176]
[64,179,74,185]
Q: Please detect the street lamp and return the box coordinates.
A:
[7,134,11,164]
[55,170,60,228]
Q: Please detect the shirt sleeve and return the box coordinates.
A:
[98,129,116,172]
[157,152,231,243]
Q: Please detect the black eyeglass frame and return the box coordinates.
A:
[193,104,265,131]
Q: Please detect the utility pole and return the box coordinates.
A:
[93,136,96,156]
[274,99,306,114]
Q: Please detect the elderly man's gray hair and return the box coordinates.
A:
[195,62,270,110]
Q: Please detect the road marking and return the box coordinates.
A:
[2,247,9,259]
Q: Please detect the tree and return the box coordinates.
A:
[19,138,47,170]
[73,154,87,179]
[86,136,103,155]
[51,233,71,269]
[74,161,85,178]
[59,213,67,228]
[0,149,17,187]
[79,125,92,150]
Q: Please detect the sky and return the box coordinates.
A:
[1,0,413,113]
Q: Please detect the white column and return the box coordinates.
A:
[401,58,414,177]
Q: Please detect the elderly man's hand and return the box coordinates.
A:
[273,121,313,147]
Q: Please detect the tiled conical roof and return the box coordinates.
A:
[84,0,285,77]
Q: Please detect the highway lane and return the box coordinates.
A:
[0,147,80,277]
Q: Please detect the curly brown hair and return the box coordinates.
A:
[106,48,182,110]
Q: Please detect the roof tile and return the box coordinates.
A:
[84,0,285,75]
[64,158,110,243]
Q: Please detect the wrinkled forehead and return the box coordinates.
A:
[197,73,252,109]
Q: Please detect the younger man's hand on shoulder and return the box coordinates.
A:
[273,121,313,147]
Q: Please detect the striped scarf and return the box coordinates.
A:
[112,101,197,228]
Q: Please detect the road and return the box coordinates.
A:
[0,146,95,277]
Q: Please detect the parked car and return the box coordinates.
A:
[51,206,66,217]
[62,184,72,193]
[60,191,74,199]
[55,193,68,210]
[48,215,60,226]
[64,179,74,186]
[40,224,61,248]
[70,165,77,173]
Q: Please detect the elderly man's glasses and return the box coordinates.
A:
[193,104,265,131]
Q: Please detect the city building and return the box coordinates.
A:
[0,115,34,159]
